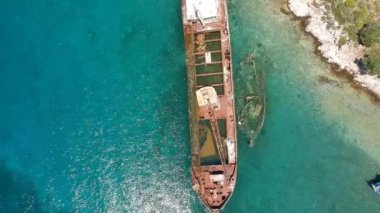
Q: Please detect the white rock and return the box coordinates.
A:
[288,0,380,98]
[288,0,312,17]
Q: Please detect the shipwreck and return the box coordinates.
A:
[182,0,237,211]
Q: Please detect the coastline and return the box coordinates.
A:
[287,0,380,99]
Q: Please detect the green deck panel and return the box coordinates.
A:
[196,75,224,85]
[211,52,222,61]
[205,41,222,51]
[195,63,223,74]
[205,31,221,40]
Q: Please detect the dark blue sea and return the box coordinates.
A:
[1,0,379,212]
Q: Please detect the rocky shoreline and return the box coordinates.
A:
[287,0,380,99]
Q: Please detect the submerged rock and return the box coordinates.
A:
[280,3,291,15]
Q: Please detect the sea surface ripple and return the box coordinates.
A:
[0,0,379,212]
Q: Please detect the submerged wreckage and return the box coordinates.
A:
[182,0,237,211]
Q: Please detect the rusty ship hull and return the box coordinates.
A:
[182,0,237,212]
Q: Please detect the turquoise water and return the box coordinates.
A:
[0,0,379,212]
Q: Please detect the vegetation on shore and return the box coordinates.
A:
[325,0,380,75]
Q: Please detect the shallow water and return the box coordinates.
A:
[227,0,380,212]
[0,0,379,212]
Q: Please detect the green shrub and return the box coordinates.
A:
[359,22,380,47]
[354,5,371,30]
[365,46,380,75]
[345,0,357,8]
[338,36,348,46]
[332,2,348,24]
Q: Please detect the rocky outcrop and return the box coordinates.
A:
[288,0,380,98]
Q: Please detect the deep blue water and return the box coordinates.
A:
[1,0,379,212]
[0,0,195,211]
